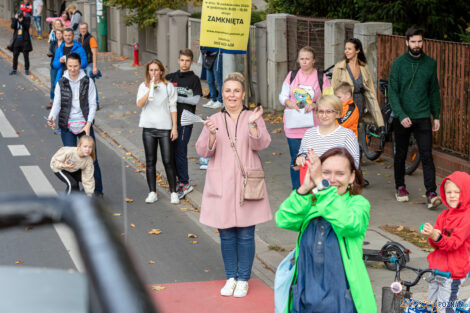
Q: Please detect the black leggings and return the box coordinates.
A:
[142,128,176,193]
[55,170,81,195]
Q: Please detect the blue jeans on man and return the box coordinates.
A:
[287,137,302,190]
[33,16,42,36]
[218,226,256,281]
[174,125,193,184]
[60,126,103,195]
[50,67,59,100]
[85,63,99,106]
[206,54,223,103]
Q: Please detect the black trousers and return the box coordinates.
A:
[393,118,437,195]
[142,128,176,193]
[12,40,30,71]
[55,170,82,195]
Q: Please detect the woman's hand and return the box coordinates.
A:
[204,117,217,135]
[420,223,441,241]
[62,160,75,169]
[80,123,91,136]
[304,102,315,113]
[170,128,178,141]
[285,99,300,111]
[306,150,323,187]
[47,117,56,130]
[295,155,306,167]
[248,106,263,124]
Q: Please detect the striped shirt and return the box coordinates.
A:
[297,126,360,168]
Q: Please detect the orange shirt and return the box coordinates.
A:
[89,37,98,49]
[337,99,359,138]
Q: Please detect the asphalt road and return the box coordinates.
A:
[0,56,226,285]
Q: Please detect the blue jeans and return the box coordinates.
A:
[33,16,42,36]
[218,226,255,281]
[287,137,302,190]
[206,54,223,103]
[50,67,59,100]
[85,63,99,105]
[60,126,103,194]
[174,125,192,184]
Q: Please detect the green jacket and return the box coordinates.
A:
[388,52,441,122]
[276,188,377,313]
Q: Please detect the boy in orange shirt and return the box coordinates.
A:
[334,82,359,138]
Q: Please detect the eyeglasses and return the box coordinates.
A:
[316,109,337,115]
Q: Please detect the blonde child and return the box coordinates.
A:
[50,135,95,196]
[334,82,359,138]
[421,171,470,312]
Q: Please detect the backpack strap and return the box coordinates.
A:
[289,69,299,85]
[317,70,324,92]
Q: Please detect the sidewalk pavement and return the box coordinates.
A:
[2,19,468,308]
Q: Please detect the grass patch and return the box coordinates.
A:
[380,225,434,252]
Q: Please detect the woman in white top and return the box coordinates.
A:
[296,95,360,171]
[137,59,179,204]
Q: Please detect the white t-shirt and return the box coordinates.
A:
[136,82,177,130]
[33,0,43,16]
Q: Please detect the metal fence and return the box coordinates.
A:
[377,34,470,159]
[286,16,331,71]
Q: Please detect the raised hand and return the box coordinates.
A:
[248,106,263,124]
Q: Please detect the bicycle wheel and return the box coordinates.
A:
[405,135,420,175]
[383,245,407,271]
[360,123,384,161]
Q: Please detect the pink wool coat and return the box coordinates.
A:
[196,109,273,229]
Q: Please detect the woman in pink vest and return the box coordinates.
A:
[196,73,272,298]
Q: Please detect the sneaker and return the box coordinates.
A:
[396,186,409,202]
[203,100,216,108]
[145,191,158,203]
[363,179,370,187]
[176,182,184,193]
[177,183,194,199]
[233,280,249,298]
[9,70,16,75]
[199,157,210,170]
[25,70,30,75]
[170,192,180,204]
[220,278,237,296]
[211,101,223,109]
[47,102,53,110]
[427,192,442,210]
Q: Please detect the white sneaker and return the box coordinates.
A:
[170,192,180,204]
[203,100,216,108]
[233,280,249,298]
[211,101,223,109]
[220,278,237,296]
[145,191,158,203]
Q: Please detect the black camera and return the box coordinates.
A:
[16,10,24,19]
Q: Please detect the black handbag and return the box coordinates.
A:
[202,51,218,70]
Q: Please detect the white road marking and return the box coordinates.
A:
[0,110,18,138]
[7,145,30,156]
[19,165,85,272]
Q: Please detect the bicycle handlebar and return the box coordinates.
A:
[435,269,451,279]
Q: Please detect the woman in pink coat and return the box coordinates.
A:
[196,72,272,298]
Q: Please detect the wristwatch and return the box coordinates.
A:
[312,179,330,194]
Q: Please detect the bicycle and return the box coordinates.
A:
[360,79,421,175]
[381,256,459,313]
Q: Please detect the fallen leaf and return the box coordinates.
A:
[15,260,23,264]
[387,181,392,184]
[384,174,389,177]
[377,173,381,176]
[130,224,135,228]
[191,241,198,244]
[264,161,272,164]
[148,260,155,264]
[118,145,123,149]
[204,269,210,272]
[421,195,426,198]
[396,225,404,231]
[25,226,33,231]
[125,197,134,203]
[187,233,198,238]
[152,285,166,291]
[135,169,144,173]
[148,229,162,235]
[180,207,190,211]
[108,114,114,118]
[125,152,132,156]
[271,127,282,134]
[113,213,122,216]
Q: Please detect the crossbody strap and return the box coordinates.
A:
[223,113,247,182]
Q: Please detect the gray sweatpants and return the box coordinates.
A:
[428,276,466,312]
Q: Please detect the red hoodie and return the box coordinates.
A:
[427,171,470,279]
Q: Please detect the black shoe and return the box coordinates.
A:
[94,193,104,199]
[363,179,370,187]
[25,70,30,75]
[9,70,16,75]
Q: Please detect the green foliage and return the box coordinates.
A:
[267,0,470,42]
[105,0,186,28]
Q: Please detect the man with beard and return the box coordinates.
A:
[389,27,441,210]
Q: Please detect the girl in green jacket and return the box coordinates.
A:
[276,147,376,313]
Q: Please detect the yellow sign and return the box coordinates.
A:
[200,0,252,54]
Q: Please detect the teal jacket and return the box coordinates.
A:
[276,188,377,313]
[388,52,441,122]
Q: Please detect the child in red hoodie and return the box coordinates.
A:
[421,171,470,311]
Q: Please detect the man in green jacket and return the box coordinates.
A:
[389,26,441,210]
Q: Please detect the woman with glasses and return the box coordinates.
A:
[295,95,360,174]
